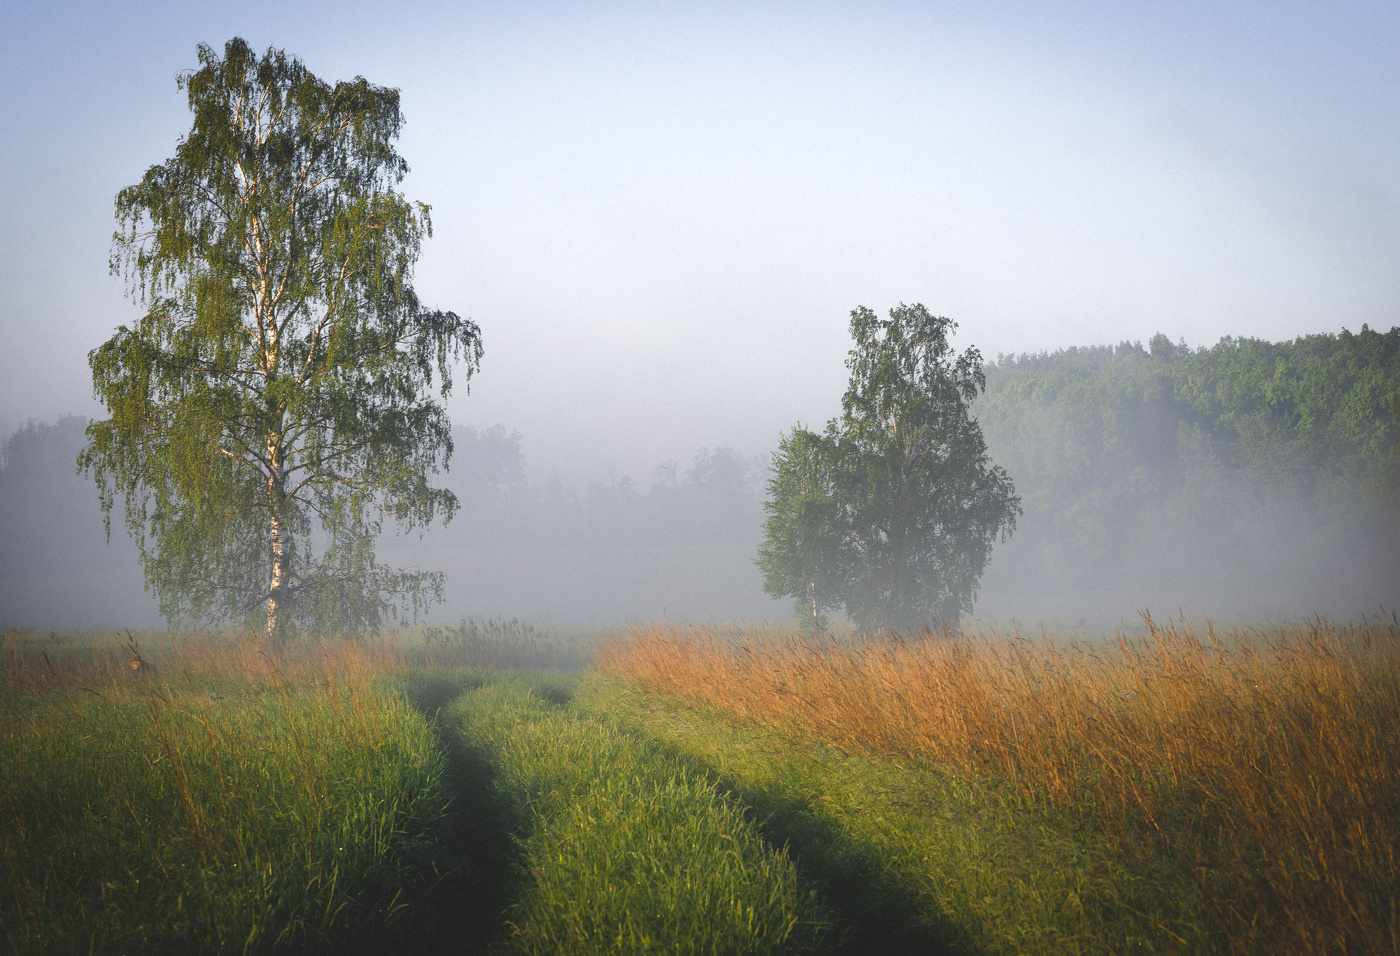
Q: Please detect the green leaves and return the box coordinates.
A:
[87,38,481,637]
[757,427,846,634]
[759,304,1020,631]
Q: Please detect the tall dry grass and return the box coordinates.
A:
[0,617,583,695]
[597,616,1400,953]
[0,627,405,693]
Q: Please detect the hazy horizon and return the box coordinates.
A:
[1,2,1397,630]
[6,322,1398,632]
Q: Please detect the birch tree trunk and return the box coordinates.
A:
[266,470,290,643]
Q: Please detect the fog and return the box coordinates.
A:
[1,3,1398,629]
[5,327,1398,631]
[971,337,1400,626]
[0,418,783,628]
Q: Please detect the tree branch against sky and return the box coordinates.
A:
[82,38,482,641]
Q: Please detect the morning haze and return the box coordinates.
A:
[1,1,1397,628]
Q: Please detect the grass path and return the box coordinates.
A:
[343,672,520,955]
[375,669,1200,954]
[13,654,1330,954]
[429,669,833,955]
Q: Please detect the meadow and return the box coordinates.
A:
[1,631,446,955]
[3,616,1396,954]
[602,616,1400,953]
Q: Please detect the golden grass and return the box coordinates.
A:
[597,615,1400,953]
[0,628,400,693]
[0,617,582,697]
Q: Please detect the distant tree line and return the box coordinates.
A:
[0,416,156,627]
[973,326,1400,615]
[0,419,772,627]
[432,427,767,551]
[0,418,120,581]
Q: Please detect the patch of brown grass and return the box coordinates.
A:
[0,627,404,694]
[597,615,1400,953]
[0,618,582,697]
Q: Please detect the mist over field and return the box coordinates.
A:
[2,2,1398,631]
[4,326,1396,630]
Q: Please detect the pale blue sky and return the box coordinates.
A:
[2,0,1397,480]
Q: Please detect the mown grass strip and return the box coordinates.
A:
[1,672,445,955]
[442,671,833,955]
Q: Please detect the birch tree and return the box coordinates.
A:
[83,38,481,641]
[759,304,1020,630]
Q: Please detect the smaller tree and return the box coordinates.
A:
[755,427,847,633]
[758,303,1020,632]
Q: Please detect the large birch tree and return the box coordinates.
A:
[83,38,481,641]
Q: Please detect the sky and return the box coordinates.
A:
[2,0,1397,483]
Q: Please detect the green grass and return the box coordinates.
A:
[438,670,833,955]
[1,672,446,955]
[12,624,1388,954]
[0,658,1235,955]
[574,673,1218,955]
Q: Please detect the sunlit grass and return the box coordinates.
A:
[11,613,1394,953]
[597,615,1400,954]
[443,672,833,955]
[578,674,1208,954]
[0,635,445,955]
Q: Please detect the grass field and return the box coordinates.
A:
[3,616,1397,954]
[1,631,445,955]
[597,616,1400,953]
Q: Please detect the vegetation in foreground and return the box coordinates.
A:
[1,633,444,955]
[597,616,1400,954]
[2,625,834,955]
[435,670,831,954]
[5,616,1398,954]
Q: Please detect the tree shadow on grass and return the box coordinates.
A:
[637,737,987,956]
[751,788,983,955]
[344,683,518,955]
[355,673,983,954]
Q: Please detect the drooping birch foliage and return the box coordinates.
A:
[84,38,481,639]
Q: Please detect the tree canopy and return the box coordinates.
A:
[972,326,1400,611]
[83,38,482,640]
[758,304,1021,631]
